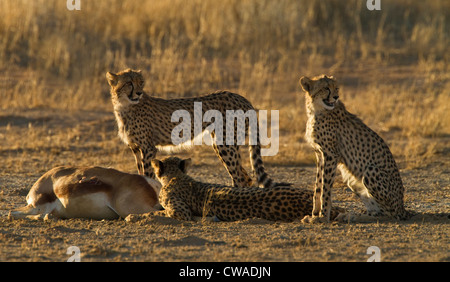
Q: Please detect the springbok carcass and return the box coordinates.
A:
[9,166,162,220]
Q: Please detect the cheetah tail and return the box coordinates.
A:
[248,119,292,188]
[249,145,272,188]
[249,144,292,188]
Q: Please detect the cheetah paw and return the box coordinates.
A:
[301,215,329,224]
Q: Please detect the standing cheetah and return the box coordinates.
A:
[151,157,344,221]
[299,75,410,222]
[106,69,279,188]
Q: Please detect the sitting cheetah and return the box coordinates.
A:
[150,157,344,222]
[106,69,280,188]
[299,75,410,222]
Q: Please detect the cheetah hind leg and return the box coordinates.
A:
[361,166,408,219]
[364,167,411,220]
[340,167,387,222]
[354,182,384,217]
[211,142,253,187]
[329,191,389,223]
[342,168,407,222]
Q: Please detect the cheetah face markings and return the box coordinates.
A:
[151,157,192,186]
[300,75,339,111]
[321,87,339,110]
[106,69,145,106]
[121,81,143,103]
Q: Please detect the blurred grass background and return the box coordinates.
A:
[0,0,449,169]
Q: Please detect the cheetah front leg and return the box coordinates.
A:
[129,143,157,179]
[164,199,193,221]
[141,145,157,179]
[303,150,337,223]
[302,151,324,223]
[129,143,144,175]
[312,150,324,217]
[320,152,338,221]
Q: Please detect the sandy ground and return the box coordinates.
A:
[0,109,449,262]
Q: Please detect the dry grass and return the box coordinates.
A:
[0,0,449,168]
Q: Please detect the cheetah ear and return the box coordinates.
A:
[151,159,164,178]
[179,158,192,173]
[136,70,145,86]
[106,72,118,87]
[300,76,313,92]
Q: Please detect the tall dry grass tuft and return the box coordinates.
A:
[1,1,448,93]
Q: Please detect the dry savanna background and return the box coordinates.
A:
[0,0,449,262]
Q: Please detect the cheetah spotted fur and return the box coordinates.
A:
[299,75,410,222]
[106,69,280,188]
[151,157,344,222]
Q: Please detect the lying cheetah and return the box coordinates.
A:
[106,69,279,188]
[151,157,344,222]
[299,75,410,222]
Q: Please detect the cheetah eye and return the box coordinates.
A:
[118,82,132,91]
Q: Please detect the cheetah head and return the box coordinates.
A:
[151,157,192,186]
[106,69,145,107]
[299,75,339,111]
